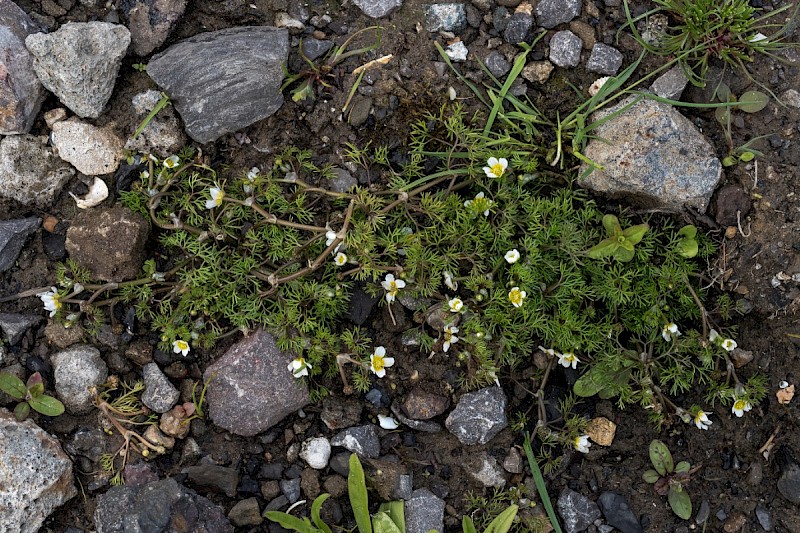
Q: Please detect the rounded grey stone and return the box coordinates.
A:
[549,30,582,68]
[141,363,180,414]
[586,43,624,75]
[51,344,108,415]
[445,386,507,445]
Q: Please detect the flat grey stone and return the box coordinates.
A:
[280,478,301,503]
[147,26,288,144]
[549,30,582,68]
[183,464,239,497]
[536,0,582,29]
[424,3,467,33]
[0,134,74,207]
[0,0,45,134]
[405,488,445,533]
[51,344,108,415]
[65,206,149,282]
[0,217,40,273]
[203,328,310,436]
[485,51,511,78]
[328,167,357,193]
[331,424,381,458]
[463,452,506,488]
[141,363,180,414]
[503,12,532,44]
[650,65,689,101]
[0,409,77,533]
[122,0,187,56]
[586,43,623,75]
[557,489,601,533]
[52,119,124,175]
[353,0,402,18]
[228,497,262,527]
[26,22,130,118]
[580,96,722,211]
[0,313,40,345]
[94,477,233,533]
[597,492,642,533]
[445,386,507,445]
[301,38,333,61]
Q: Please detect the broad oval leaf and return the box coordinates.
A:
[573,368,606,397]
[622,223,649,245]
[722,156,737,167]
[675,238,698,259]
[0,373,27,400]
[737,91,769,113]
[586,238,619,259]
[675,461,691,473]
[643,469,660,483]
[371,512,402,533]
[739,151,755,162]
[649,440,673,476]
[462,516,478,533]
[485,504,518,533]
[714,105,730,124]
[28,395,65,417]
[677,225,697,239]
[602,214,622,236]
[613,244,635,262]
[14,401,31,421]
[668,486,692,519]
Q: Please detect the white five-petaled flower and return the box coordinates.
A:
[732,398,752,417]
[443,271,458,291]
[662,322,680,342]
[709,329,737,351]
[247,167,259,180]
[38,287,62,317]
[205,186,225,209]
[381,274,406,303]
[464,191,493,217]
[163,155,180,169]
[721,338,737,351]
[172,339,190,357]
[370,346,394,378]
[504,249,520,264]
[378,414,400,430]
[333,252,348,267]
[558,352,580,369]
[574,435,591,454]
[508,286,526,308]
[693,410,712,430]
[448,297,464,313]
[288,357,312,378]
[483,157,508,179]
[443,325,459,353]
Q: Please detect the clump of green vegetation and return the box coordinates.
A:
[710,83,770,166]
[643,440,696,519]
[464,484,549,533]
[0,371,64,421]
[624,0,800,87]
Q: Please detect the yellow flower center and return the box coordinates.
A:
[733,399,746,410]
[491,163,504,176]
[372,356,385,372]
[176,340,188,351]
[509,289,524,306]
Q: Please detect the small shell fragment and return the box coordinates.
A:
[69,177,108,209]
[589,77,611,97]
[777,383,795,405]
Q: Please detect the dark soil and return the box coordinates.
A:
[2,1,800,532]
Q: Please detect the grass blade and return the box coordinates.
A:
[523,433,563,533]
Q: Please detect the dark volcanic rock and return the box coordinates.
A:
[0,217,40,273]
[0,312,40,345]
[147,27,288,144]
[445,386,507,445]
[557,489,601,533]
[597,492,643,533]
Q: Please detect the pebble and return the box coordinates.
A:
[405,488,445,533]
[521,61,554,83]
[51,344,108,415]
[445,386,507,445]
[503,447,523,473]
[182,464,240,497]
[650,65,689,100]
[300,437,332,469]
[445,40,468,61]
[536,0,581,28]
[586,43,624,75]
[402,388,450,420]
[777,449,800,504]
[301,38,334,61]
[0,134,74,208]
[557,489,601,533]
[52,119,124,176]
[352,0,403,18]
[228,497,262,527]
[0,313,39,346]
[585,416,617,446]
[331,425,381,458]
[549,30,582,68]
[463,452,506,488]
[485,51,511,78]
[0,217,40,273]
[756,503,773,531]
[695,500,710,524]
[503,12,533,44]
[123,0,187,56]
[597,492,642,533]
[424,3,467,33]
[280,477,302,504]
[723,511,747,532]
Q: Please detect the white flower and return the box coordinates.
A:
[693,410,712,430]
[163,155,180,169]
[709,329,720,343]
[288,357,312,378]
[247,167,260,180]
[574,435,591,454]
[464,191,493,217]
[370,346,395,378]
[483,157,508,179]
[721,338,737,351]
[38,287,61,317]
[662,322,680,342]
[443,270,458,291]
[334,252,348,266]
[325,230,337,247]
[448,297,464,313]
[558,352,580,369]
[378,414,400,430]
[732,398,752,417]
[508,286,526,308]
[172,339,190,357]
[381,274,406,303]
[539,346,558,358]
[504,249,520,264]
[205,186,224,209]
[443,325,459,353]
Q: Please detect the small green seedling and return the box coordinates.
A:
[675,225,699,259]
[0,372,65,421]
[462,505,518,533]
[586,214,649,262]
[643,440,693,520]
[713,84,769,166]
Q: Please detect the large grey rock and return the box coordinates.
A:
[65,206,149,282]
[536,0,582,29]
[424,4,467,33]
[0,134,74,207]
[445,386,507,445]
[580,96,723,211]
[121,0,188,56]
[549,30,582,68]
[203,328,310,436]
[51,344,108,415]
[147,27,288,144]
[586,43,623,75]
[353,0,402,18]
[52,119,124,176]
[331,424,381,458]
[557,489,602,533]
[125,89,186,157]
[0,217,40,272]
[0,313,40,345]
[26,22,130,118]
[405,488,445,533]
[94,477,233,533]
[141,363,180,414]
[0,409,77,533]
[0,0,45,134]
